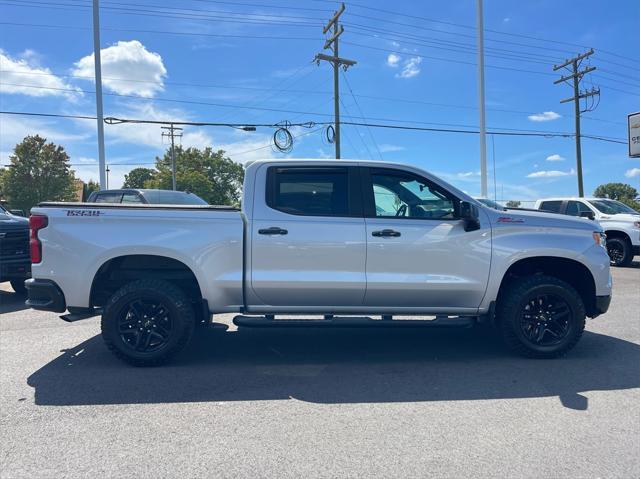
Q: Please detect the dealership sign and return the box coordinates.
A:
[630,112,640,158]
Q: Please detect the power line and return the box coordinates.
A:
[1,73,627,126]
[0,110,626,142]
[310,0,640,66]
[341,70,382,160]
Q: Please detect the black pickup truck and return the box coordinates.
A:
[0,204,30,294]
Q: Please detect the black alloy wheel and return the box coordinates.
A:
[520,293,572,347]
[101,279,195,366]
[117,299,174,353]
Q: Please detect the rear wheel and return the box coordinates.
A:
[101,279,195,366]
[10,279,27,295]
[606,237,632,267]
[496,275,585,358]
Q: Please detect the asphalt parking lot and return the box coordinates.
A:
[1,264,638,479]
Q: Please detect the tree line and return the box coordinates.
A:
[0,135,244,212]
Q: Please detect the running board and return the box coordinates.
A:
[233,315,476,329]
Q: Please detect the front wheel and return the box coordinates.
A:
[606,237,632,267]
[101,279,195,366]
[496,275,585,358]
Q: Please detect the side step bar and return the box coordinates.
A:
[233,315,476,329]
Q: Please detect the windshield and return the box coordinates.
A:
[588,199,638,215]
[0,204,6,214]
[475,198,505,210]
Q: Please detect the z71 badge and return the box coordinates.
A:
[66,210,104,217]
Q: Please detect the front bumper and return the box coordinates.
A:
[593,295,612,317]
[25,278,66,313]
[0,257,31,282]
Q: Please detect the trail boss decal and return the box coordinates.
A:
[497,216,524,223]
[66,210,104,217]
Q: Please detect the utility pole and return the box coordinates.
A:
[92,0,106,190]
[553,49,599,197]
[476,0,488,197]
[161,124,183,190]
[315,2,356,159]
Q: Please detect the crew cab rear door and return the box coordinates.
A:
[249,165,366,309]
[361,166,492,312]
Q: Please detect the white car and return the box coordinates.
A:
[534,197,640,266]
[25,159,612,365]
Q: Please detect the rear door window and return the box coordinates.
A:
[267,167,350,217]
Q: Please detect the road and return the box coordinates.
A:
[1,264,639,478]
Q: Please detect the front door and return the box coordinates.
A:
[250,165,366,309]
[361,167,492,312]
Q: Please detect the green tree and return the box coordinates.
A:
[145,146,244,205]
[594,183,640,210]
[3,135,77,212]
[594,183,638,201]
[506,200,521,208]
[123,167,156,189]
[83,179,100,200]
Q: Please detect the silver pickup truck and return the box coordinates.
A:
[25,159,612,366]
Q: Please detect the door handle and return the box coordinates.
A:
[372,229,401,237]
[258,227,288,235]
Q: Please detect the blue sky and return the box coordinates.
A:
[0,0,638,203]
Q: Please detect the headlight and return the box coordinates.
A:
[593,231,607,247]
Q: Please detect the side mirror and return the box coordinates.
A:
[9,209,26,217]
[579,211,595,220]
[460,201,481,232]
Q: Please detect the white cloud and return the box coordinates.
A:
[625,168,640,178]
[527,168,575,178]
[528,111,561,122]
[386,53,400,67]
[378,143,405,153]
[0,114,90,154]
[397,57,422,79]
[0,49,81,98]
[503,17,511,23]
[546,154,565,161]
[457,171,480,178]
[73,40,167,97]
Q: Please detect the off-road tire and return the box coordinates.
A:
[496,275,585,359]
[101,279,195,366]
[10,279,27,295]
[606,237,633,267]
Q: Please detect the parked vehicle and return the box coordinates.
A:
[26,159,612,366]
[87,188,208,205]
[535,197,640,266]
[0,204,30,294]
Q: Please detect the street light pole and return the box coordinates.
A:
[92,0,106,190]
[477,0,488,197]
